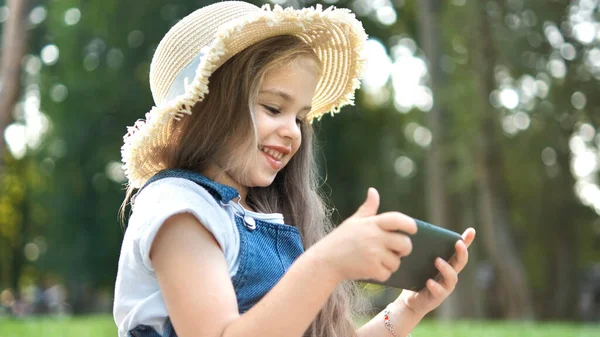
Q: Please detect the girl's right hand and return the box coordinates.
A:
[310,188,417,283]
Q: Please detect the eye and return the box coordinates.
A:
[296,117,305,125]
[262,105,281,115]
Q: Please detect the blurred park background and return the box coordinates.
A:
[1,0,600,335]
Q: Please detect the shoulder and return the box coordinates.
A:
[133,177,220,211]
[128,177,231,238]
[125,177,239,272]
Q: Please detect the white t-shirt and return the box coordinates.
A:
[112,177,285,337]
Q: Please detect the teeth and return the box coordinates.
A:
[260,146,283,160]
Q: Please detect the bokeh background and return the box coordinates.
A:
[1,0,600,335]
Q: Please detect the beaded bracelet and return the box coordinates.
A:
[383,304,412,337]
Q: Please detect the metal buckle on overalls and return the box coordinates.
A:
[243,214,256,230]
[236,197,256,231]
[219,198,256,231]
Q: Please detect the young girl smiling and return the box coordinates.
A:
[113,2,475,337]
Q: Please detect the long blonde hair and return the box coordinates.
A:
[122,35,360,336]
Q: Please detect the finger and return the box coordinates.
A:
[461,228,476,248]
[381,251,402,273]
[372,212,417,234]
[426,278,446,298]
[446,228,475,272]
[448,240,469,273]
[352,188,380,218]
[435,257,458,288]
[384,232,413,257]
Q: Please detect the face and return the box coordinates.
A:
[232,58,320,188]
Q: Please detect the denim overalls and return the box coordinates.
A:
[128,169,305,337]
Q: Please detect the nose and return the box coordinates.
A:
[278,114,301,140]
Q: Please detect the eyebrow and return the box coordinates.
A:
[259,89,312,112]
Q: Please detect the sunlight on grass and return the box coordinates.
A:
[410,320,599,337]
[0,315,117,337]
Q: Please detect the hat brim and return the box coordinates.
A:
[122,4,368,188]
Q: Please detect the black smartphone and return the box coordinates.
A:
[367,219,462,291]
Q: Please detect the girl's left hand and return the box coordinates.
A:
[396,228,476,316]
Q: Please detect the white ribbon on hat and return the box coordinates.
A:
[164,51,206,102]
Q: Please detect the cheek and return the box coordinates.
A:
[254,111,272,137]
[291,136,301,156]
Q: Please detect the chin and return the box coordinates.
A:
[247,172,278,187]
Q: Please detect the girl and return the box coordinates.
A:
[113,2,476,337]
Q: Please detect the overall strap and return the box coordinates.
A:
[136,168,239,204]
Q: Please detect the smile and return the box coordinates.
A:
[259,145,283,160]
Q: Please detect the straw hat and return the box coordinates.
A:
[122,1,368,188]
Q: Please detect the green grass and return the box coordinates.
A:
[410,320,599,337]
[0,315,117,337]
[0,315,598,336]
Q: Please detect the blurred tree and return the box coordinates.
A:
[469,0,600,320]
[418,0,483,320]
[0,0,28,163]
[0,0,30,292]
[469,0,534,319]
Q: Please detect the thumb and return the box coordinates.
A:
[353,188,380,218]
